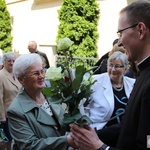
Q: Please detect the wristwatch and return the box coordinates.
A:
[97,144,110,150]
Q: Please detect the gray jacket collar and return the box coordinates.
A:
[18,88,63,126]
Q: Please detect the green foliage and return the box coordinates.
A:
[43,65,96,124]
[57,0,100,57]
[43,37,97,125]
[0,0,12,53]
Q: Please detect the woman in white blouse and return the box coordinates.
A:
[86,51,135,130]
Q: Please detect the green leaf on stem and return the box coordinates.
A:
[63,113,82,124]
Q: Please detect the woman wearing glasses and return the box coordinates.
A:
[84,51,135,131]
[0,52,21,150]
[7,54,76,150]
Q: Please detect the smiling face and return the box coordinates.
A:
[108,59,126,83]
[4,57,16,73]
[117,12,141,62]
[19,62,46,93]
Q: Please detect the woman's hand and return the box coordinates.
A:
[70,124,103,150]
[0,117,6,123]
[67,134,78,149]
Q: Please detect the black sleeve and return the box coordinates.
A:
[96,123,121,147]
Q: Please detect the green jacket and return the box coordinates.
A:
[7,88,68,150]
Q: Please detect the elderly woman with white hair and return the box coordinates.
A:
[0,52,21,149]
[7,53,76,150]
[85,51,135,130]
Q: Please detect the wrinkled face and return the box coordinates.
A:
[108,59,126,82]
[20,63,46,92]
[117,12,140,62]
[4,57,16,72]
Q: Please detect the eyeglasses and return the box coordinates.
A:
[27,69,46,77]
[117,23,138,38]
[6,59,15,63]
[108,64,124,69]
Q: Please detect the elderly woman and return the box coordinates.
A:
[0,52,21,149]
[85,51,135,130]
[7,54,76,150]
[93,43,125,75]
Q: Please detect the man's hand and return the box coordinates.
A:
[70,124,103,150]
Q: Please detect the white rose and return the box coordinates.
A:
[57,37,73,50]
[45,67,62,81]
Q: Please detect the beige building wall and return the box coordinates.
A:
[6,0,136,66]
[97,0,127,57]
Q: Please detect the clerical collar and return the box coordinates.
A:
[138,56,150,71]
[137,56,150,66]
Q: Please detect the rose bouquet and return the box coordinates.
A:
[43,37,96,125]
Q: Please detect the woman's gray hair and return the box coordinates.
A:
[13,53,42,77]
[108,51,128,68]
[2,52,16,63]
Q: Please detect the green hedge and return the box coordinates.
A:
[56,0,100,58]
[0,0,12,53]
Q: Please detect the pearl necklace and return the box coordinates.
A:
[112,84,124,92]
